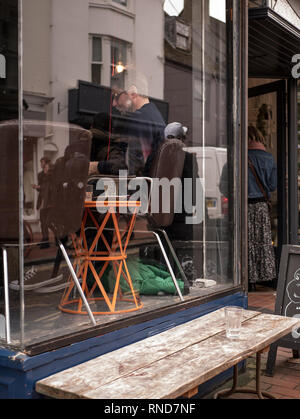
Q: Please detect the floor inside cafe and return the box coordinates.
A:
[1,236,233,349]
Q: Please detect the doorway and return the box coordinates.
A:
[248,80,287,276]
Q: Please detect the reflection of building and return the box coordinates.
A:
[164,0,227,147]
[23,0,165,223]
[23,0,165,121]
[3,0,300,400]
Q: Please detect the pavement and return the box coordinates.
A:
[206,285,300,399]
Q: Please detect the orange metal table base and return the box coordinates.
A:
[59,200,143,315]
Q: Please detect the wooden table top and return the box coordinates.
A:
[36,308,300,399]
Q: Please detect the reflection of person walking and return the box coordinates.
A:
[33,157,52,249]
[248,126,277,290]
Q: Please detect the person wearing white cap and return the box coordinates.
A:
[164,122,188,140]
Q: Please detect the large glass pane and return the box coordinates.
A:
[0,0,20,345]
[0,0,241,349]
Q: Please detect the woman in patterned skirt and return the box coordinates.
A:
[248,126,277,289]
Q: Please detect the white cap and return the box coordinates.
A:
[164,122,188,139]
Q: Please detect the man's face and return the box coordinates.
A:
[117,92,132,112]
[127,86,138,111]
[40,159,46,169]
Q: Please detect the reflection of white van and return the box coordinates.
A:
[184,147,228,219]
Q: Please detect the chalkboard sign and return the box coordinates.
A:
[266,245,300,376]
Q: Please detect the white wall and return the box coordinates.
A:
[23,0,51,96]
[51,0,90,125]
[134,0,164,99]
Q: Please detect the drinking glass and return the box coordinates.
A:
[225,306,243,339]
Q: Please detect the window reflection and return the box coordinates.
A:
[0,0,238,348]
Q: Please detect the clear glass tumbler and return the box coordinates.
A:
[225,306,243,339]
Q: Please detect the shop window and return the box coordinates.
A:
[110,39,128,89]
[91,36,128,89]
[0,0,243,352]
[91,37,102,85]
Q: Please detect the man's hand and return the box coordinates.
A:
[89,161,99,175]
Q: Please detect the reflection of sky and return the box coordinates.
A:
[164,0,184,16]
[209,0,226,23]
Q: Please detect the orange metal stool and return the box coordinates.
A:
[59,199,143,315]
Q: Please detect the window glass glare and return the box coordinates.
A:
[209,0,226,23]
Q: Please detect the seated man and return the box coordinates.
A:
[125,77,166,176]
[89,112,128,176]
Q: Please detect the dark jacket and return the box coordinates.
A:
[90,128,128,175]
[126,102,166,176]
[36,170,53,210]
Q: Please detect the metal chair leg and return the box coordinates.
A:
[151,232,184,302]
[58,241,96,326]
[158,229,189,287]
[2,247,11,344]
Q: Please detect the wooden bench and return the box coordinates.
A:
[36,308,300,399]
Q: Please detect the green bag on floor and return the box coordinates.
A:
[108,258,184,295]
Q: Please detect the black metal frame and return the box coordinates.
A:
[288,79,299,246]
[214,351,276,399]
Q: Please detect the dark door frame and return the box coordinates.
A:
[288,78,299,246]
[248,80,288,261]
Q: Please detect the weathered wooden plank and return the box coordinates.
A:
[36,310,299,399]
[82,314,299,399]
[36,308,259,399]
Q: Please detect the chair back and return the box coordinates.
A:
[0,120,91,244]
[47,126,92,239]
[149,138,185,227]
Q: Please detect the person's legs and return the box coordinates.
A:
[40,208,50,248]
